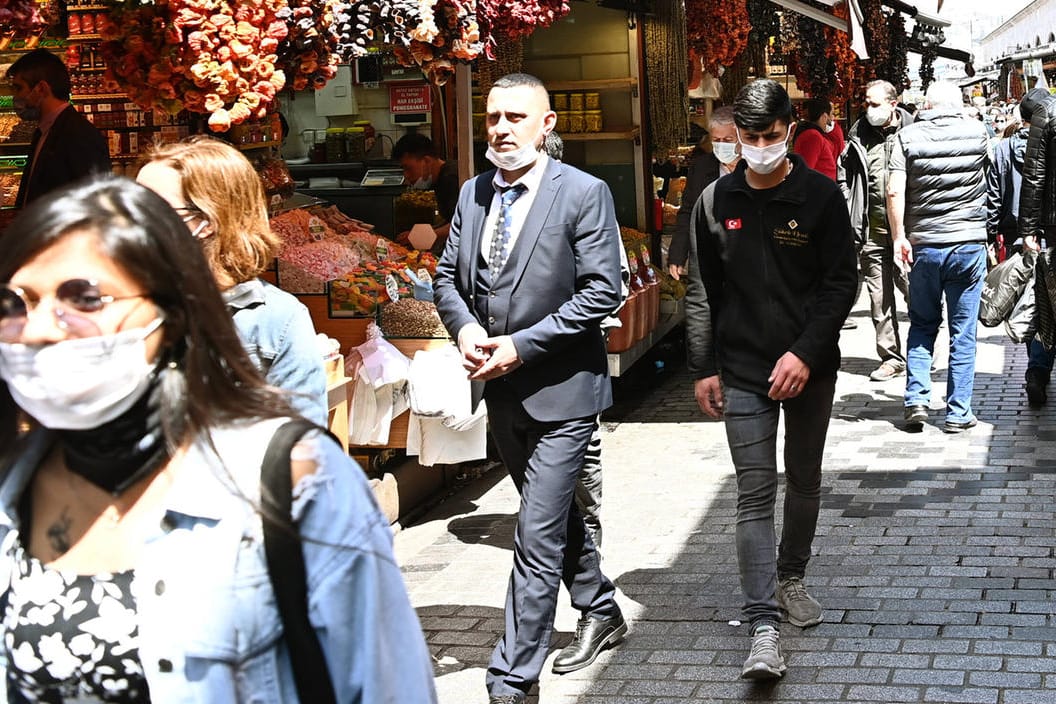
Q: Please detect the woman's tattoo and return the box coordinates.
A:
[46,507,73,555]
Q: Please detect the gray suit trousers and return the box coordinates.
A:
[484,383,620,697]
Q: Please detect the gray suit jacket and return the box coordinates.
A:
[433,157,623,422]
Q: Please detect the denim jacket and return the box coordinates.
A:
[0,419,438,703]
[225,280,328,426]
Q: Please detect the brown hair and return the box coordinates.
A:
[142,137,279,289]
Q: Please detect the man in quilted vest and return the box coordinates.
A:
[887,81,991,433]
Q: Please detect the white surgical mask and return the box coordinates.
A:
[866,105,893,127]
[712,141,738,165]
[486,138,542,171]
[738,128,790,175]
[0,318,163,430]
[412,177,432,189]
[824,120,835,133]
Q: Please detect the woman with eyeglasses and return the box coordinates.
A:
[135,137,328,425]
[0,177,438,702]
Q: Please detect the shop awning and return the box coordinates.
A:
[958,70,999,87]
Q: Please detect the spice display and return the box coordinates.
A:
[394,189,438,235]
[686,0,749,74]
[643,0,688,153]
[329,252,439,316]
[380,298,449,338]
[0,173,20,208]
[255,155,295,198]
[99,0,289,130]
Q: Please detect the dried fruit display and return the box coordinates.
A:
[334,0,495,85]
[0,0,48,43]
[686,0,749,74]
[276,0,340,91]
[100,0,290,130]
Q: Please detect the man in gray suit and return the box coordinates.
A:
[434,73,627,704]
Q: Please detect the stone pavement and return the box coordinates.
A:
[392,293,1056,704]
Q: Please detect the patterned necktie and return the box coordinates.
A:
[488,184,527,279]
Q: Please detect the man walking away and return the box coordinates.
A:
[888,80,991,432]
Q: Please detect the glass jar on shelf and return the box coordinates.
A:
[568,111,586,134]
[346,127,367,162]
[325,127,346,162]
[585,110,603,133]
[585,92,600,110]
[569,92,584,112]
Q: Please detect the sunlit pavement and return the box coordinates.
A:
[394,291,1056,704]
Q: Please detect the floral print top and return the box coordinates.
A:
[3,546,149,703]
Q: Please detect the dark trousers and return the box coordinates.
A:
[722,374,836,628]
[484,385,620,697]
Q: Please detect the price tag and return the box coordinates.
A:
[385,274,401,302]
[376,237,390,261]
[416,268,432,284]
[308,216,325,241]
[640,246,651,267]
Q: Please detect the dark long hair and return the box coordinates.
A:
[0,176,292,453]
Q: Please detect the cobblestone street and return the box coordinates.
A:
[393,293,1056,704]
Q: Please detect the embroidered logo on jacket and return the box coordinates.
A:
[725,218,743,230]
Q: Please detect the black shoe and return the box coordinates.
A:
[489,695,525,704]
[552,612,627,674]
[904,404,928,427]
[943,418,977,433]
[1025,369,1049,407]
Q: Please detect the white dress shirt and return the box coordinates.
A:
[479,153,550,263]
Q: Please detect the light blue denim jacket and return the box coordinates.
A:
[225,280,328,426]
[0,418,438,703]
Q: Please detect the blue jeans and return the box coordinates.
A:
[722,374,836,629]
[905,244,986,425]
[1027,337,1055,374]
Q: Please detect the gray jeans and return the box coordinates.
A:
[722,375,836,628]
[860,231,909,365]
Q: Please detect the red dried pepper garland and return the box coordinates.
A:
[686,0,750,73]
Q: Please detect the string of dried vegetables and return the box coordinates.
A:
[918,42,936,91]
[686,0,749,74]
[643,0,688,152]
[824,1,863,104]
[276,0,340,91]
[746,0,778,78]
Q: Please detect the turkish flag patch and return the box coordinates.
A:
[725,218,742,230]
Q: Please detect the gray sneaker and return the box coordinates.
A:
[777,577,823,627]
[869,360,906,381]
[741,624,786,680]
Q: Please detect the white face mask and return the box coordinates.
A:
[866,105,893,127]
[823,120,835,133]
[712,141,739,165]
[0,318,163,430]
[738,128,790,176]
[412,177,432,189]
[486,136,542,171]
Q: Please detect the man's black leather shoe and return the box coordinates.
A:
[904,404,928,427]
[488,694,525,704]
[943,418,977,433]
[552,612,627,674]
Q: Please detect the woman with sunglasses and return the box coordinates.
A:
[0,177,437,702]
[135,137,328,425]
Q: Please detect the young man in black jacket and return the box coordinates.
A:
[684,79,857,681]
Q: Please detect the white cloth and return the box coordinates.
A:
[405,346,487,466]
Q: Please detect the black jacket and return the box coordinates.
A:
[15,105,110,207]
[669,147,720,268]
[1017,88,1056,238]
[684,154,858,395]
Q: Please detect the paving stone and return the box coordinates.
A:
[392,298,1056,703]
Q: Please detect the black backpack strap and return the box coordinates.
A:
[260,418,339,704]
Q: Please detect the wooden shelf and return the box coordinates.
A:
[73,93,127,101]
[545,77,637,92]
[236,139,281,150]
[67,5,111,10]
[561,128,639,141]
[66,34,104,42]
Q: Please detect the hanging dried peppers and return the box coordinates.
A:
[644,0,688,153]
[686,0,749,74]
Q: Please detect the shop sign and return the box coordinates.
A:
[389,83,432,114]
